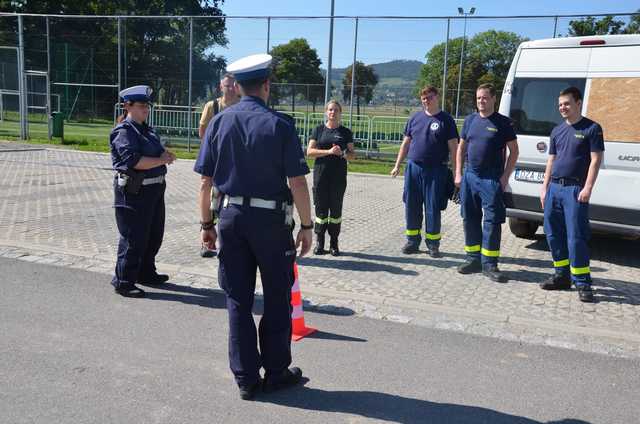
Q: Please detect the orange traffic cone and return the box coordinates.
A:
[291,262,316,341]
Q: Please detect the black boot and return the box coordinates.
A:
[263,367,303,393]
[457,259,482,274]
[330,238,340,256]
[313,234,326,255]
[577,285,595,303]
[482,264,508,283]
[539,274,571,290]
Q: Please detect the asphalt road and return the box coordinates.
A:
[1,257,638,424]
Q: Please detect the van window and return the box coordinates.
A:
[509,78,586,137]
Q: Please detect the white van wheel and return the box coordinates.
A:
[508,217,539,239]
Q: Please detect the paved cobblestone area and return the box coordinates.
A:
[1,143,639,358]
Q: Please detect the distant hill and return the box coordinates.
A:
[328,59,423,85]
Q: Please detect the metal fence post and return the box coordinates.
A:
[187,17,193,152]
[17,15,27,140]
[46,16,52,139]
[324,0,335,104]
[442,18,450,112]
[349,17,358,129]
[266,17,271,52]
[553,16,558,38]
[117,17,122,94]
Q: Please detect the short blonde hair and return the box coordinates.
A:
[325,99,342,112]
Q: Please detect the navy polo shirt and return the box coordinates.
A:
[110,118,167,178]
[194,96,309,200]
[549,117,604,183]
[405,110,458,166]
[461,112,516,174]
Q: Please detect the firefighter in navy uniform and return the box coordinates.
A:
[539,86,604,303]
[455,83,519,283]
[391,86,459,258]
[306,100,355,256]
[110,85,176,298]
[194,54,313,400]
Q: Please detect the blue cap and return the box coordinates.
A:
[119,85,153,103]
[226,54,272,82]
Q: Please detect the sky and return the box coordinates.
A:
[215,0,640,68]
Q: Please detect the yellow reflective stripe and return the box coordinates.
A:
[571,266,590,275]
[315,217,329,224]
[406,229,420,236]
[481,248,500,257]
[423,232,441,240]
[554,259,570,267]
[328,217,342,224]
[464,245,481,253]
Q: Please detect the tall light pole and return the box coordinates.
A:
[454,6,475,119]
[324,0,336,104]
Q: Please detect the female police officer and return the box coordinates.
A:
[110,85,176,298]
[306,100,355,256]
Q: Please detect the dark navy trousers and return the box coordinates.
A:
[217,204,296,387]
[460,170,505,266]
[112,182,166,288]
[403,160,447,248]
[313,160,347,240]
[543,182,592,286]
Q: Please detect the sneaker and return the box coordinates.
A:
[427,246,442,258]
[114,283,146,298]
[457,259,482,274]
[238,380,261,401]
[577,285,594,303]
[482,265,508,283]
[263,367,303,393]
[401,242,420,254]
[539,274,571,290]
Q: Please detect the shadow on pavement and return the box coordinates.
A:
[340,251,461,269]
[257,384,590,424]
[297,256,419,275]
[306,330,366,342]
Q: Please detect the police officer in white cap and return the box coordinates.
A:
[110,85,176,298]
[194,54,313,400]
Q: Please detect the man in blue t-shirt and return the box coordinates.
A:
[539,86,604,303]
[391,86,459,258]
[455,83,519,282]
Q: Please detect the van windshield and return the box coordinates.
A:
[509,78,586,137]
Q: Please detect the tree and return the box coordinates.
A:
[341,61,379,115]
[0,1,227,117]
[568,16,625,36]
[416,30,527,115]
[269,38,324,111]
[624,11,640,34]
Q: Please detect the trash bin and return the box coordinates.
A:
[51,112,64,139]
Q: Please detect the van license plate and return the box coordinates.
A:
[515,169,544,183]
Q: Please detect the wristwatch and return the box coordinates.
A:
[300,223,313,230]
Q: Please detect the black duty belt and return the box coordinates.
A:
[552,177,582,187]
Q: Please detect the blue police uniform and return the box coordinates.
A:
[110,88,168,292]
[460,112,516,266]
[403,110,458,250]
[194,94,309,389]
[543,117,604,287]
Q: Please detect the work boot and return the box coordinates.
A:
[457,259,482,274]
[139,273,169,285]
[402,242,420,254]
[114,283,146,298]
[539,274,571,290]
[263,367,303,393]
[427,245,442,258]
[330,238,340,256]
[577,285,595,303]
[313,234,327,255]
[238,379,261,401]
[482,264,508,283]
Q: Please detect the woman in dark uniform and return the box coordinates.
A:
[110,85,176,297]
[306,100,355,256]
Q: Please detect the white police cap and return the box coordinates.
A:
[119,85,153,103]
[226,54,272,82]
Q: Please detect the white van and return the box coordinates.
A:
[499,34,640,239]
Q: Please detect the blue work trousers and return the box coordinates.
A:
[543,182,592,286]
[460,170,505,266]
[403,160,447,249]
